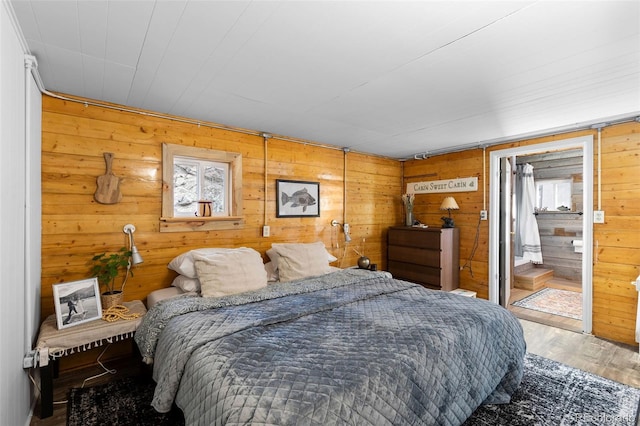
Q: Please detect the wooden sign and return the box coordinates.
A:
[94,152,123,204]
[408,177,478,194]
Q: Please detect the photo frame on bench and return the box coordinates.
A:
[53,278,102,330]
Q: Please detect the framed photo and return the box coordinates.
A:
[53,278,102,330]
[276,179,320,217]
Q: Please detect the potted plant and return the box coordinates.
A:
[90,247,132,309]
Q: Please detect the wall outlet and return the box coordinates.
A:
[480,210,488,220]
[39,348,49,367]
[593,210,605,224]
[262,225,270,237]
[23,350,36,369]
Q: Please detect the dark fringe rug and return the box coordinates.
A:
[68,353,640,426]
[67,375,184,426]
[464,353,640,426]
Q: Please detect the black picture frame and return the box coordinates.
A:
[276,179,320,217]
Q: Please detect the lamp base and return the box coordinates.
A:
[441,217,455,228]
[357,256,371,269]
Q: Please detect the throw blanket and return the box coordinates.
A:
[135,270,526,425]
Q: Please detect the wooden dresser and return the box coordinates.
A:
[387,226,459,291]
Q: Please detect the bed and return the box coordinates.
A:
[135,244,526,425]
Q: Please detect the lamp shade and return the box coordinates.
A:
[131,245,144,265]
[440,197,459,211]
[123,223,143,264]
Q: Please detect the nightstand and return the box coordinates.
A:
[35,300,146,418]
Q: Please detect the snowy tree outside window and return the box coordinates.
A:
[173,156,230,217]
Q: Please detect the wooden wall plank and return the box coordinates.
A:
[403,122,640,346]
[39,95,639,365]
[40,95,402,356]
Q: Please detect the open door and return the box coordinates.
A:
[489,136,594,334]
[499,157,511,307]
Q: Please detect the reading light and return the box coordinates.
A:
[331,219,352,243]
[119,224,143,293]
[123,224,143,265]
[439,197,459,228]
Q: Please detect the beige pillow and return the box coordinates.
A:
[193,248,268,298]
[171,275,200,292]
[270,242,333,282]
[266,243,337,281]
[168,247,234,278]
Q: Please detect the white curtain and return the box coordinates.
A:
[516,164,543,263]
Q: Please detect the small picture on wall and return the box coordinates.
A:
[53,278,102,330]
[276,179,320,217]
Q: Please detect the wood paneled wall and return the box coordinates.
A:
[593,123,640,344]
[41,96,402,321]
[404,122,640,346]
[41,94,638,348]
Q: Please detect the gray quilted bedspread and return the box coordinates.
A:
[135,269,526,425]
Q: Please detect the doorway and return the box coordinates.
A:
[488,135,594,334]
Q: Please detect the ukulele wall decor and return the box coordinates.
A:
[94,152,123,204]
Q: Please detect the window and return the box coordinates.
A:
[161,143,243,232]
[536,178,572,211]
[173,156,230,217]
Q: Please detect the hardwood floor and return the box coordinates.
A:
[29,320,640,426]
[521,319,640,389]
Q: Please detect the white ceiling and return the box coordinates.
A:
[9,0,640,159]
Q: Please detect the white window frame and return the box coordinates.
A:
[173,155,231,217]
[161,143,243,232]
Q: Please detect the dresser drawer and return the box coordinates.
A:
[388,228,442,250]
[387,245,441,268]
[388,260,441,288]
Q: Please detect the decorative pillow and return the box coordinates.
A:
[193,248,268,298]
[264,261,279,282]
[170,275,200,292]
[268,242,333,282]
[168,248,245,278]
[266,243,337,281]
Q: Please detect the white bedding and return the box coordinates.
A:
[147,287,188,308]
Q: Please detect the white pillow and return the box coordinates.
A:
[168,247,249,278]
[268,242,333,282]
[264,261,279,282]
[194,248,268,298]
[171,275,200,292]
[266,242,337,280]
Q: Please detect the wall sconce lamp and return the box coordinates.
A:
[331,219,352,243]
[440,197,459,228]
[123,224,144,265]
[120,224,143,292]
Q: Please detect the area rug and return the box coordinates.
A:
[512,287,582,320]
[464,353,640,425]
[68,354,639,426]
[67,375,184,426]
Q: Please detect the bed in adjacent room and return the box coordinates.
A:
[135,243,526,425]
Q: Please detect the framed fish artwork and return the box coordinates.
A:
[276,179,320,217]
